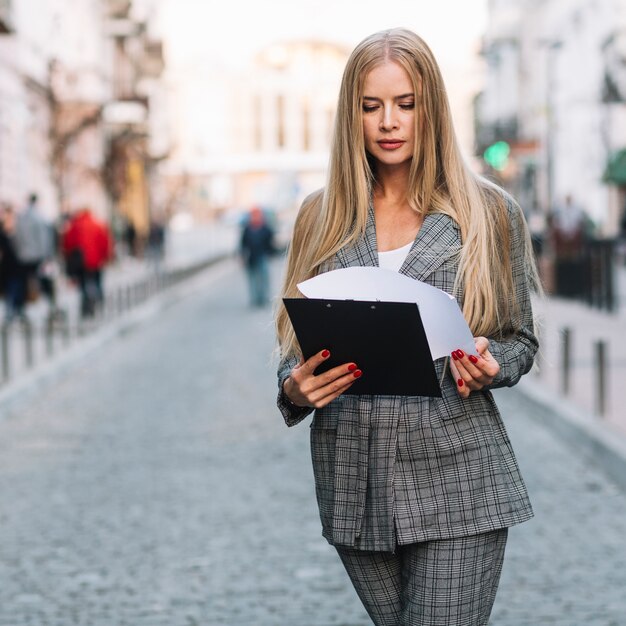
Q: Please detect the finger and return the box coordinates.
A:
[307,368,362,405]
[449,359,469,396]
[315,361,361,386]
[474,336,490,355]
[476,347,500,378]
[311,379,356,408]
[300,348,332,375]
[452,349,494,386]
[295,360,360,400]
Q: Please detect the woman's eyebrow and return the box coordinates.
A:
[362,93,415,101]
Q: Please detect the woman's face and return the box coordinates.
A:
[362,60,416,169]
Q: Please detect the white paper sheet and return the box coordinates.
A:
[297,267,477,359]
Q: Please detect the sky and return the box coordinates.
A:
[150,0,490,154]
[156,0,488,71]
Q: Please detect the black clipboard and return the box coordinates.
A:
[283,298,441,397]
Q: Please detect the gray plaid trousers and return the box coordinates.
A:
[336,529,508,626]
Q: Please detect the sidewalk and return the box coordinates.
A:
[0,222,238,390]
[515,262,626,488]
[527,264,626,430]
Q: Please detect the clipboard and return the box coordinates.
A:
[283,298,441,397]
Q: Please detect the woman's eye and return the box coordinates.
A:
[399,102,415,110]
[362,105,378,112]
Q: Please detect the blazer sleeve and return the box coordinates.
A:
[485,198,539,389]
[277,354,314,427]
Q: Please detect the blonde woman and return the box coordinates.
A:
[275,28,539,626]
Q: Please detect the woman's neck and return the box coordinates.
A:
[372,165,424,252]
[373,164,411,207]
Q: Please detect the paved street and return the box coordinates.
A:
[0,258,625,625]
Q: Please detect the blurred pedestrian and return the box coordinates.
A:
[620,207,626,265]
[549,194,587,298]
[0,204,23,323]
[11,193,54,320]
[147,216,166,264]
[62,207,113,318]
[550,194,586,260]
[240,206,275,307]
[275,29,540,626]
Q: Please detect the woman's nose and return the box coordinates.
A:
[380,106,399,130]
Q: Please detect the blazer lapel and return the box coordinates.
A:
[399,213,462,282]
[336,204,379,269]
[335,207,461,282]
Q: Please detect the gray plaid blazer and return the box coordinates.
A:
[277,195,537,552]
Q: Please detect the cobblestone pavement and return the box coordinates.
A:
[0,259,625,625]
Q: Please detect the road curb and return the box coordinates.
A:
[516,377,626,490]
[0,256,236,421]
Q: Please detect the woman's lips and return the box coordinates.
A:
[377,140,405,150]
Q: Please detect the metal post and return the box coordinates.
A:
[116,286,123,315]
[560,327,571,395]
[45,315,54,357]
[1,324,10,382]
[23,319,34,368]
[594,340,607,417]
[62,313,70,347]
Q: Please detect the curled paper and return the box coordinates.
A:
[297,267,477,360]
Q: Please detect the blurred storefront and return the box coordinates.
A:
[103,0,169,251]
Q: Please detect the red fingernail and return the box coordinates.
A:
[321,349,330,358]
[456,350,465,358]
[457,379,464,387]
[451,352,459,361]
[353,370,362,378]
[469,355,478,364]
[348,363,357,372]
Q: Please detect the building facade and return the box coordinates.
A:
[476,0,626,235]
[0,0,168,240]
[165,40,349,221]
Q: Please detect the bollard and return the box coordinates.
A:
[1,323,9,382]
[560,327,571,395]
[594,340,607,417]
[116,286,123,315]
[23,319,34,368]
[45,315,54,357]
[62,313,71,347]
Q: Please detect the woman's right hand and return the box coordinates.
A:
[283,349,362,409]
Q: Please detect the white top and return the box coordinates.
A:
[377,241,413,272]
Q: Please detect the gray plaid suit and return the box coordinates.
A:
[277,196,537,554]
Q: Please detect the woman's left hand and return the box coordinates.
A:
[450,337,500,399]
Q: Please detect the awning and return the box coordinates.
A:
[603,148,626,185]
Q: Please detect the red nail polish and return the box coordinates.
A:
[451,352,459,361]
[348,363,357,372]
[353,370,362,378]
[469,355,478,364]
[456,350,465,358]
[457,379,464,387]
[321,349,330,358]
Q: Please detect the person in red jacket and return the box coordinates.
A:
[62,207,113,318]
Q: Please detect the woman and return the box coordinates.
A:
[275,28,539,626]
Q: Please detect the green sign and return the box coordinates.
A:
[483,141,510,171]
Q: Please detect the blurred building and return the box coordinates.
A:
[0,0,169,238]
[476,0,626,235]
[165,40,348,221]
[103,0,170,246]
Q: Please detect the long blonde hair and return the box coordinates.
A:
[276,28,539,358]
